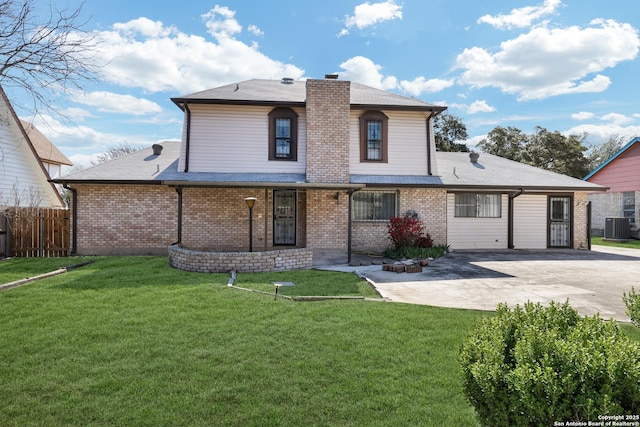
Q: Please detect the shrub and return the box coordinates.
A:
[459,301,640,427]
[387,215,426,249]
[623,286,640,328]
[384,244,449,261]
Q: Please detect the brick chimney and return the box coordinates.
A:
[305,78,351,183]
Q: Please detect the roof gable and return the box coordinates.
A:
[19,120,72,166]
[583,137,640,180]
[0,87,64,208]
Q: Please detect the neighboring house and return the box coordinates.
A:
[0,86,65,209]
[20,120,73,180]
[584,137,640,239]
[53,77,604,267]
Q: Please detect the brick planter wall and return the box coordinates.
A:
[168,245,313,273]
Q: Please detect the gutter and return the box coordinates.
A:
[63,184,78,255]
[508,188,524,249]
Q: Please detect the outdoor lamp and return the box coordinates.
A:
[244,197,257,252]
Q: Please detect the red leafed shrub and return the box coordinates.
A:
[387,215,432,249]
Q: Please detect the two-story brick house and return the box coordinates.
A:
[55,76,604,271]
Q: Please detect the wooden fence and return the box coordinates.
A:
[1,208,70,258]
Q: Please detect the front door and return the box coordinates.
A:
[273,190,296,245]
[549,196,572,248]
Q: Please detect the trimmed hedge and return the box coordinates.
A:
[459,301,640,426]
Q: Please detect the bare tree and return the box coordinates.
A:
[92,142,142,165]
[0,0,98,117]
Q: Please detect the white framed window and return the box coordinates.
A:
[455,193,502,218]
[353,191,397,221]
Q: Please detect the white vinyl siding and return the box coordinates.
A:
[350,110,429,175]
[0,100,62,208]
[513,195,548,249]
[180,104,306,173]
[447,193,508,249]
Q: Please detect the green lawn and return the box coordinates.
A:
[592,236,640,249]
[0,256,485,426]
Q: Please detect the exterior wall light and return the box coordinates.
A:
[244,197,257,252]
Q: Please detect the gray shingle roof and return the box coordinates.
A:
[435,152,606,191]
[172,79,445,111]
[56,142,605,192]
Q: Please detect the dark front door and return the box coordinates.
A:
[273,190,296,245]
[549,196,572,248]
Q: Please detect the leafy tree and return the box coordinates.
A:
[476,126,528,161]
[586,134,627,173]
[0,0,97,116]
[434,112,469,152]
[524,126,590,178]
[477,125,590,179]
[92,142,142,165]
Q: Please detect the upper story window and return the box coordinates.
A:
[455,193,502,218]
[359,110,388,163]
[269,107,298,161]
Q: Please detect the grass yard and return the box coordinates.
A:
[0,256,485,426]
[592,236,640,249]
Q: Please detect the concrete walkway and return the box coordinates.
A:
[320,245,640,322]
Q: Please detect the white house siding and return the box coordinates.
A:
[0,100,61,208]
[446,193,508,249]
[349,110,430,175]
[513,194,548,249]
[179,104,306,174]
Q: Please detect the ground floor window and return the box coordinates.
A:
[454,193,501,218]
[623,192,636,224]
[352,191,396,221]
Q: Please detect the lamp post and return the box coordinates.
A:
[244,197,257,252]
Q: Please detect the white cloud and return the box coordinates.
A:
[601,112,634,126]
[455,19,640,100]
[89,8,304,94]
[72,91,163,115]
[448,100,496,114]
[467,100,496,114]
[338,56,398,90]
[339,0,402,36]
[202,5,242,39]
[572,111,595,121]
[59,107,94,122]
[339,56,452,98]
[399,77,454,96]
[477,0,562,30]
[565,123,640,144]
[247,24,264,37]
[112,17,176,38]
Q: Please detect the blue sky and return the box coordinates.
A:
[8,0,640,169]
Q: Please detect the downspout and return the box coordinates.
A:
[347,189,358,264]
[172,186,183,246]
[508,188,524,249]
[63,184,77,255]
[184,102,191,172]
[426,112,434,176]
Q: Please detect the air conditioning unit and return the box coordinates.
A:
[604,217,630,239]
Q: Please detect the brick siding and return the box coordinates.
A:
[305,190,349,250]
[305,79,350,183]
[74,184,177,255]
[351,188,447,251]
[573,191,589,249]
[169,245,313,273]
